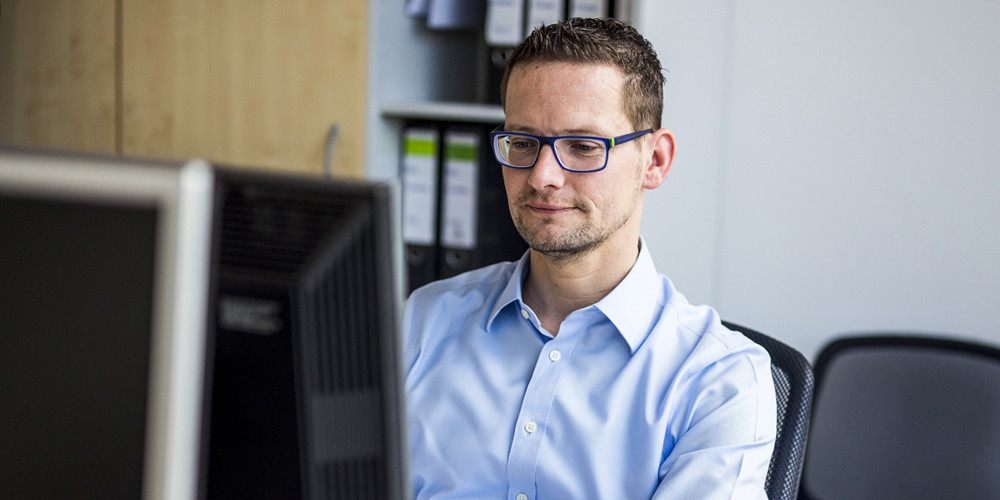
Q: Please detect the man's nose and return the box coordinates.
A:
[527,144,566,190]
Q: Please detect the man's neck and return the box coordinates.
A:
[522,237,640,336]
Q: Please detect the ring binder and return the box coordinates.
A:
[400,124,442,292]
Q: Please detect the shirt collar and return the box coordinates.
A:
[593,237,665,354]
[485,238,665,354]
[486,250,531,332]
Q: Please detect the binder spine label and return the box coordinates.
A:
[440,132,481,250]
[569,0,608,18]
[401,129,439,246]
[486,0,525,46]
[527,0,563,31]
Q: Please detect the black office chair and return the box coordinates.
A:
[723,321,814,500]
[798,335,1000,500]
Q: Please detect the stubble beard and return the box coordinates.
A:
[507,153,647,263]
[509,192,635,264]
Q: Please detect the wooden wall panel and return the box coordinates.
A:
[121,1,368,177]
[0,0,117,154]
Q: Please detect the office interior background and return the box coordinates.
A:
[2,0,998,360]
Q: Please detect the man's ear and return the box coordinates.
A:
[643,128,675,189]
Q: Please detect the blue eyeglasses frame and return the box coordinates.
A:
[489,126,654,173]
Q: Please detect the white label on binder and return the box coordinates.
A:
[486,0,525,46]
[527,0,563,31]
[402,128,439,246]
[569,0,607,18]
[441,131,480,250]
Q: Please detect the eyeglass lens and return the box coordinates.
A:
[494,135,607,171]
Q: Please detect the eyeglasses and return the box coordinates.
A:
[490,127,653,173]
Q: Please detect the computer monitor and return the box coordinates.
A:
[0,148,408,500]
[202,166,407,500]
[0,147,214,500]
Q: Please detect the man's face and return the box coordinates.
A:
[501,61,649,260]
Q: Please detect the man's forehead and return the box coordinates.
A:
[506,62,624,102]
[504,62,630,133]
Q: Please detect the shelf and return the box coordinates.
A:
[381,101,505,124]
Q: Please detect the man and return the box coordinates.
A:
[404,17,776,499]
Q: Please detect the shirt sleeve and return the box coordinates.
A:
[651,346,777,499]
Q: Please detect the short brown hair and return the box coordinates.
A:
[499,17,665,130]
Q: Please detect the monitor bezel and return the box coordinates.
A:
[0,148,214,500]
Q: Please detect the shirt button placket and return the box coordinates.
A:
[507,330,575,500]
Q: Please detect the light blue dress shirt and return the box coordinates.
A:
[403,239,776,499]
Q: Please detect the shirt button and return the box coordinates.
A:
[520,308,529,319]
[516,494,528,500]
[524,421,537,433]
[548,350,562,362]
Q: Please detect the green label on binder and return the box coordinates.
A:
[446,142,477,161]
[405,137,437,157]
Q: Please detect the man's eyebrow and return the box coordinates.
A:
[564,129,602,136]
[505,124,603,136]
[502,123,534,133]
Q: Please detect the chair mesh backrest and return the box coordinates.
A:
[800,335,1000,500]
[723,321,814,500]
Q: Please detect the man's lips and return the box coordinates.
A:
[527,203,575,214]
[514,192,581,215]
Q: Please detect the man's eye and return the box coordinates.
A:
[566,140,605,156]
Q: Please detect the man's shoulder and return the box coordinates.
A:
[403,260,521,349]
[656,296,771,369]
[706,321,768,357]
[408,259,519,305]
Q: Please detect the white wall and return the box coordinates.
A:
[638,0,1000,358]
